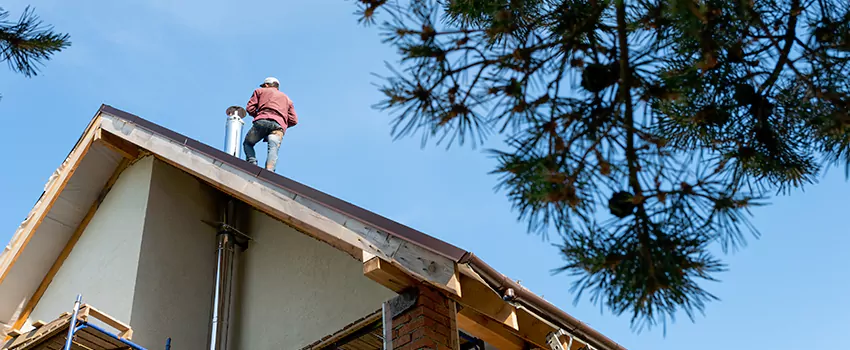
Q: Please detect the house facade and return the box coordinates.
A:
[0,105,624,350]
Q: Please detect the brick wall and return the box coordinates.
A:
[392,286,459,350]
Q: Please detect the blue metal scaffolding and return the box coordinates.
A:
[61,294,147,350]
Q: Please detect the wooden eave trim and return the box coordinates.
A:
[0,116,102,285]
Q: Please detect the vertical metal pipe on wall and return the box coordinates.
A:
[382,302,393,350]
[209,228,235,350]
[209,106,248,350]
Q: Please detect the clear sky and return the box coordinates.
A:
[1,1,847,349]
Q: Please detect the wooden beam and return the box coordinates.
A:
[457,273,518,330]
[0,117,101,285]
[514,307,559,349]
[363,257,418,293]
[95,129,139,159]
[456,308,525,350]
[99,115,461,296]
[10,159,129,332]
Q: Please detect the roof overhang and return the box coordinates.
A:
[0,105,624,350]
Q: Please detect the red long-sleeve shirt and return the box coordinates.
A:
[246,87,298,130]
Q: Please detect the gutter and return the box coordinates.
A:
[460,253,626,350]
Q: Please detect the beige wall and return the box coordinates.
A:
[231,209,396,349]
[129,159,219,348]
[29,157,154,329]
[27,158,395,348]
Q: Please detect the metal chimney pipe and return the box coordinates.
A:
[224,106,247,157]
[208,108,247,350]
[209,227,235,350]
[209,198,239,350]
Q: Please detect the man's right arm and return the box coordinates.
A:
[246,89,259,117]
[287,101,298,127]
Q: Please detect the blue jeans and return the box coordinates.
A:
[243,119,284,171]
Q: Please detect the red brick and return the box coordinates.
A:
[422,317,451,337]
[397,315,425,336]
[419,293,448,311]
[392,286,457,350]
[409,336,438,349]
[394,313,411,325]
[422,305,450,324]
[395,333,412,347]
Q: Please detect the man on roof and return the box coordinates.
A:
[243,76,298,172]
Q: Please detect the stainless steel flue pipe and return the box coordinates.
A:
[224,106,246,157]
[209,106,248,350]
[209,201,236,350]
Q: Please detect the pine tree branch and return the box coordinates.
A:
[758,0,801,94]
[616,0,642,199]
[0,6,70,77]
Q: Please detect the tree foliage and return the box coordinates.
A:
[353,0,850,330]
[0,6,69,78]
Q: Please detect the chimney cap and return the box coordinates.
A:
[226,106,247,118]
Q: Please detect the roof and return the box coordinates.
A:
[98,105,468,262]
[0,105,624,350]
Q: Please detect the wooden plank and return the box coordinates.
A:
[10,159,130,332]
[75,329,115,349]
[0,117,101,285]
[514,308,558,349]
[456,308,525,350]
[363,257,418,293]
[32,321,46,328]
[456,273,518,330]
[98,116,461,296]
[95,130,139,159]
[448,301,461,350]
[78,305,133,339]
[307,311,382,349]
[6,316,71,350]
[79,326,127,348]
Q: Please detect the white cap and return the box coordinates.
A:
[262,77,279,86]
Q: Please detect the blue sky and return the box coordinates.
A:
[1,1,848,348]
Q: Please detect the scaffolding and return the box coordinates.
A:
[2,295,148,350]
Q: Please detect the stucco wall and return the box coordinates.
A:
[26,157,395,348]
[129,159,218,348]
[29,156,154,327]
[231,209,396,349]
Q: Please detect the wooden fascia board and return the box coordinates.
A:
[0,116,102,285]
[9,159,130,333]
[97,114,461,297]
